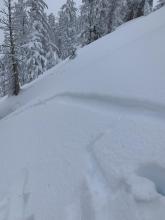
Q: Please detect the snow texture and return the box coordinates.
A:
[0,6,165,220]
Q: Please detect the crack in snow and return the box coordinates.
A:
[7,92,165,121]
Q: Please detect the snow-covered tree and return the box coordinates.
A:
[58,0,78,59]
[24,0,48,81]
[106,0,152,33]
[103,0,123,33]
[0,55,7,96]
[80,0,127,43]
[48,13,56,45]
[144,0,153,15]
[24,0,58,82]
[125,0,153,21]
[79,0,153,45]
[48,13,61,59]
[13,0,29,84]
[93,0,109,36]
[14,0,28,45]
[155,0,165,9]
[80,0,101,46]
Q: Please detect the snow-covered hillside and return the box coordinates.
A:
[0,7,165,220]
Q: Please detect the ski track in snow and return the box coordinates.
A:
[71,133,113,220]
[79,133,141,220]
[5,92,165,122]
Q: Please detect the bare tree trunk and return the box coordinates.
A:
[8,0,20,95]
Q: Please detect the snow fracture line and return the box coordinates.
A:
[54,93,165,119]
[3,92,165,121]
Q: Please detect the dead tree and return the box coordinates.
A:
[0,0,20,95]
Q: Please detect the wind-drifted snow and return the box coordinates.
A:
[0,6,165,220]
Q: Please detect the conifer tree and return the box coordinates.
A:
[0,0,21,95]
[80,0,100,46]
[14,0,29,84]
[156,0,165,9]
[58,0,77,59]
[25,0,57,81]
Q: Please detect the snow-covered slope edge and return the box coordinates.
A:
[0,7,165,220]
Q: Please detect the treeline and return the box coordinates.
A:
[0,0,163,96]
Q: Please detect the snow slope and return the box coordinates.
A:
[0,7,165,220]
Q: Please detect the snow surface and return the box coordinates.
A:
[0,6,165,220]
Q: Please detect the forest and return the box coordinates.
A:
[0,0,163,96]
